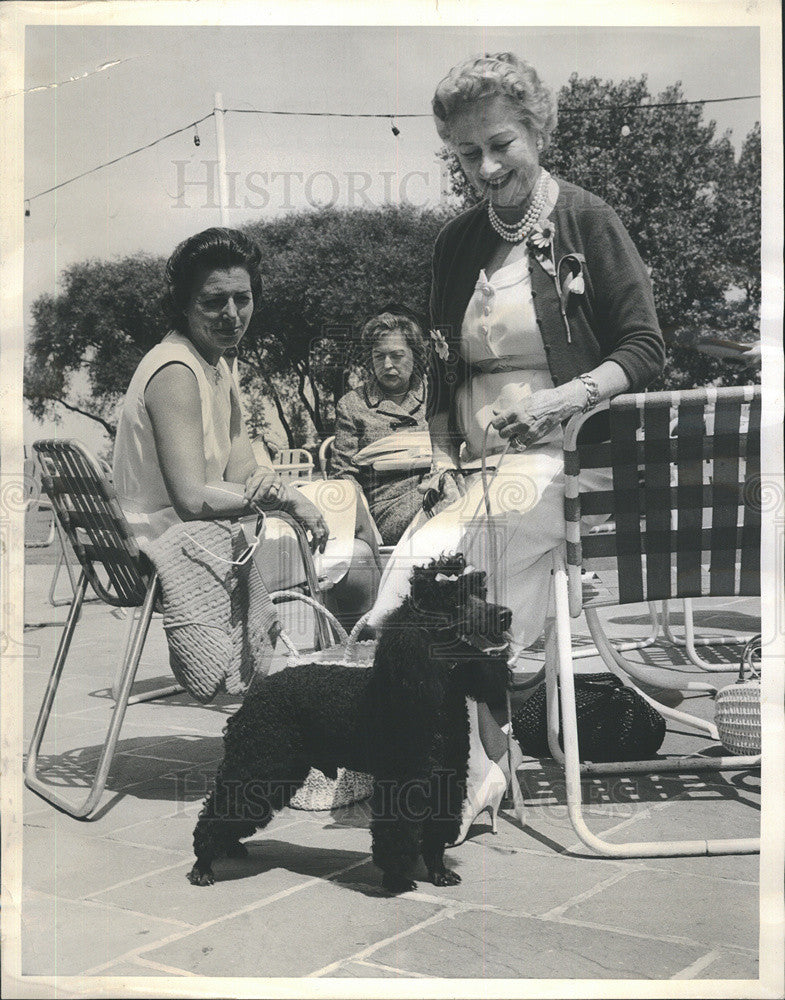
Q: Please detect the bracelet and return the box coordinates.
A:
[438,470,460,490]
[577,373,601,413]
[432,468,461,489]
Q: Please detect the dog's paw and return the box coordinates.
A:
[381,873,418,893]
[187,864,215,887]
[224,842,249,859]
[431,868,461,887]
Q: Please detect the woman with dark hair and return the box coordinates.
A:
[113,227,380,624]
[331,307,430,545]
[368,53,664,842]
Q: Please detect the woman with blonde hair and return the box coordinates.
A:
[369,53,664,842]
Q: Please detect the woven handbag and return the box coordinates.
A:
[273,598,375,811]
[512,672,666,762]
[715,681,761,755]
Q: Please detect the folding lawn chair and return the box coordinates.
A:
[273,447,314,481]
[23,455,56,549]
[25,439,334,819]
[547,385,761,857]
[317,436,335,480]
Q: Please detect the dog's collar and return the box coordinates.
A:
[417,612,471,634]
[420,626,511,661]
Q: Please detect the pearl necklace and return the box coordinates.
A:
[487,169,548,243]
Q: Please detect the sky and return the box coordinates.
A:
[22,24,761,453]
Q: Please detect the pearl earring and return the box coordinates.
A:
[536,136,544,152]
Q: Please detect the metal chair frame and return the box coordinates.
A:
[545,386,761,857]
[273,447,314,481]
[26,440,335,819]
[23,456,56,550]
[25,440,171,818]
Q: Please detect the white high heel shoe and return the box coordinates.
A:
[449,698,524,847]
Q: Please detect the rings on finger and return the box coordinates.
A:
[509,435,528,453]
[265,481,284,500]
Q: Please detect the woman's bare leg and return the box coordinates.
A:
[330,538,381,628]
[477,700,509,762]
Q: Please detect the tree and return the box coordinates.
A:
[25,255,168,437]
[440,75,761,389]
[725,121,761,303]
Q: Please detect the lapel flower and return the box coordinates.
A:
[429,328,450,361]
[527,221,556,277]
[528,220,554,250]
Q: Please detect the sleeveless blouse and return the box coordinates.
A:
[113,332,245,548]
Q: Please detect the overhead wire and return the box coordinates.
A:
[26,112,216,204]
[24,93,761,208]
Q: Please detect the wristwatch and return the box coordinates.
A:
[577,373,601,413]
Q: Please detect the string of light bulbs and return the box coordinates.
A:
[24,92,760,214]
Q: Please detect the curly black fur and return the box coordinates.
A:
[187,554,512,892]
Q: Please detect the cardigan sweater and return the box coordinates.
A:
[427,177,665,443]
[332,378,429,544]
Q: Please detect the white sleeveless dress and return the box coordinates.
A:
[368,254,570,653]
[113,331,359,589]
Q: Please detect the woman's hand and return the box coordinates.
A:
[490,381,586,448]
[284,489,331,554]
[741,341,762,369]
[418,468,465,515]
[244,470,328,552]
[243,468,283,509]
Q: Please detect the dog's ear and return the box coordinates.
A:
[409,573,454,618]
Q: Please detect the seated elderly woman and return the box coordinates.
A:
[113,227,380,638]
[331,307,431,546]
[368,52,665,844]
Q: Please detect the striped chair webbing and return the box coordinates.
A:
[34,439,151,608]
[564,386,761,613]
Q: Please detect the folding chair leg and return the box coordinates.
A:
[25,573,160,819]
[111,607,183,705]
[47,522,82,608]
[568,601,662,659]
[514,604,662,667]
[111,607,139,699]
[548,550,759,857]
[264,511,333,650]
[660,599,751,671]
[584,607,717,695]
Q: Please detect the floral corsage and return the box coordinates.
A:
[429,328,450,361]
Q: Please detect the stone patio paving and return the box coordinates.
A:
[9,541,769,996]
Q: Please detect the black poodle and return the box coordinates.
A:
[188,554,513,893]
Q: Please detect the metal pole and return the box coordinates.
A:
[214,91,228,225]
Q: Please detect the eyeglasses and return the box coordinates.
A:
[234,511,266,565]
